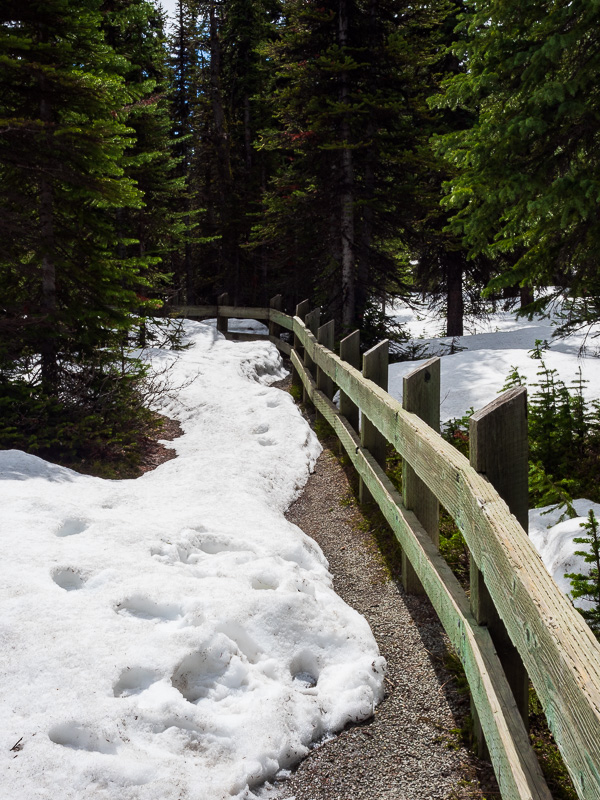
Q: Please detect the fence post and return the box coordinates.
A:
[269,294,283,340]
[359,340,388,505]
[339,330,360,432]
[317,320,335,417]
[402,357,440,595]
[469,386,529,755]
[303,308,321,405]
[217,292,229,336]
[292,299,310,391]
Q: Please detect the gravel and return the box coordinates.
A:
[257,409,499,800]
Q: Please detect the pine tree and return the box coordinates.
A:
[566,510,600,639]
[101,0,186,316]
[433,0,600,319]
[255,0,451,337]
[181,0,280,306]
[169,0,202,302]
[0,0,163,463]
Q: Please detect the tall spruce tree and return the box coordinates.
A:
[0,0,165,462]
[102,0,186,311]
[180,0,280,305]
[433,0,600,324]
[255,0,451,337]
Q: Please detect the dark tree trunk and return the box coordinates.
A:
[446,252,464,337]
[520,285,534,307]
[39,82,58,388]
[339,0,355,332]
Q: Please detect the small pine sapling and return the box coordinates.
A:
[565,510,600,639]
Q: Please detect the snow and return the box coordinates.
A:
[529,500,600,608]
[0,321,384,800]
[389,297,600,614]
[388,301,600,423]
[205,317,269,335]
[3,296,600,799]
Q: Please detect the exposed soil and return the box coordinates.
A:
[135,412,183,476]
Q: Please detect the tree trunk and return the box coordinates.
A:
[209,3,236,294]
[39,84,58,388]
[520,285,534,307]
[339,0,355,332]
[446,252,464,337]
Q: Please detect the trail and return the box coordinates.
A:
[269,435,498,800]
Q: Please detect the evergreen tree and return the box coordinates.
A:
[411,0,496,337]
[182,0,280,306]
[169,0,202,302]
[0,0,163,463]
[102,0,186,313]
[255,0,451,337]
[433,0,600,320]
[566,510,600,639]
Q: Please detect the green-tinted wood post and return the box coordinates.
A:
[303,308,321,405]
[269,294,283,340]
[359,340,389,505]
[292,299,310,391]
[217,292,229,335]
[316,320,335,425]
[402,357,440,595]
[339,330,360,432]
[469,386,529,755]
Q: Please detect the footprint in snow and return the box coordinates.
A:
[113,667,162,697]
[290,649,320,689]
[49,723,116,754]
[52,567,88,591]
[151,535,252,564]
[115,596,183,623]
[55,519,88,537]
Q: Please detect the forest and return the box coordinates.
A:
[1,0,599,468]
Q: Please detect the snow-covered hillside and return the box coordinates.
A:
[389,301,600,423]
[2,301,599,800]
[389,299,600,616]
[0,321,384,800]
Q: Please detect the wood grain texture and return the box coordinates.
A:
[269,308,294,330]
[470,388,529,732]
[293,316,600,800]
[317,320,335,401]
[339,330,360,433]
[402,358,440,595]
[170,304,272,320]
[360,340,388,504]
[169,304,218,318]
[291,349,551,800]
[303,309,320,404]
[292,302,310,389]
[270,335,291,356]
[269,294,283,339]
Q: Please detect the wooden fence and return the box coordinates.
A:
[170,299,600,800]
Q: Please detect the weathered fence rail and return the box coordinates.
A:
[170,301,600,800]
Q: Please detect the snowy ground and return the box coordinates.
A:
[2,300,599,800]
[0,321,384,800]
[388,300,600,423]
[389,298,600,615]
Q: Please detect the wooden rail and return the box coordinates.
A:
[169,301,600,800]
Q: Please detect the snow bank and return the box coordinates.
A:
[0,321,384,800]
[389,299,600,612]
[388,302,600,422]
[530,500,600,608]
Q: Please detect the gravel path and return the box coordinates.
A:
[265,432,499,800]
